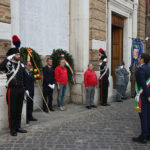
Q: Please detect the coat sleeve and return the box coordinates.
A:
[84,71,88,87]
[95,73,98,85]
[52,69,56,84]
[54,67,60,84]
[0,59,8,71]
[124,68,129,75]
[137,68,150,98]
[115,68,119,76]
[43,67,50,85]
[23,68,28,90]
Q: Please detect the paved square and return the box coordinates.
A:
[0,99,150,150]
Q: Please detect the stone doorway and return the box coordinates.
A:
[111,14,124,88]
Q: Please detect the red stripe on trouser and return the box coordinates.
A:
[7,88,12,130]
[100,78,103,104]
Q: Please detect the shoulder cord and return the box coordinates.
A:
[6,61,20,87]
[99,65,108,80]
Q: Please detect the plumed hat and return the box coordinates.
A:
[12,35,21,48]
[6,35,21,56]
[99,48,106,57]
[6,48,20,56]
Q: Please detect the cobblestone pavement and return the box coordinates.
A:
[0,99,150,150]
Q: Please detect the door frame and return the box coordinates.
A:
[107,2,133,90]
[111,25,123,88]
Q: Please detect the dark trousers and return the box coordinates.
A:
[7,87,25,131]
[43,87,53,111]
[86,86,95,106]
[100,78,109,105]
[116,85,124,101]
[139,95,150,139]
[26,93,34,120]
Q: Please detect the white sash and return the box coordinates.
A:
[6,61,20,87]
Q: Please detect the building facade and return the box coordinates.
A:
[146,0,150,54]
[0,0,147,130]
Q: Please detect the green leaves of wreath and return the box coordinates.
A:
[20,47,43,72]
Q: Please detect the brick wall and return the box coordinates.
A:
[0,0,11,63]
[137,0,146,40]
[0,0,11,23]
[0,40,11,63]
[89,0,106,71]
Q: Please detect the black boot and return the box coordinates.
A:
[50,107,55,111]
[91,105,97,108]
[132,137,147,144]
[86,106,91,109]
[10,129,17,136]
[29,117,38,121]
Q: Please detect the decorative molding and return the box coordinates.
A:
[109,0,134,16]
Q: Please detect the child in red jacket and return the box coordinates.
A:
[84,64,98,109]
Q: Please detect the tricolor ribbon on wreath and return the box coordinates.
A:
[135,78,150,112]
[61,54,75,84]
[27,48,43,81]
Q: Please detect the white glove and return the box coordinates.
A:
[103,58,107,62]
[52,84,55,89]
[7,54,15,60]
[48,84,55,89]
[25,90,30,96]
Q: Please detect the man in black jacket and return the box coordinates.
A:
[133,53,150,144]
[99,48,110,106]
[43,58,55,112]
[0,48,27,136]
[25,61,37,124]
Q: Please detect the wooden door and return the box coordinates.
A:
[112,26,123,88]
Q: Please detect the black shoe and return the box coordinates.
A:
[26,120,30,124]
[105,104,111,106]
[29,117,38,121]
[122,97,127,100]
[16,128,27,133]
[132,137,147,144]
[101,104,107,106]
[43,109,48,113]
[86,106,91,109]
[10,130,17,136]
[147,136,150,141]
[50,107,55,111]
[91,105,97,108]
[116,100,123,102]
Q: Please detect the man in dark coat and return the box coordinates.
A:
[99,48,110,106]
[25,61,37,124]
[115,63,125,102]
[133,53,150,144]
[43,58,55,112]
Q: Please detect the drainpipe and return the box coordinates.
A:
[146,0,149,53]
